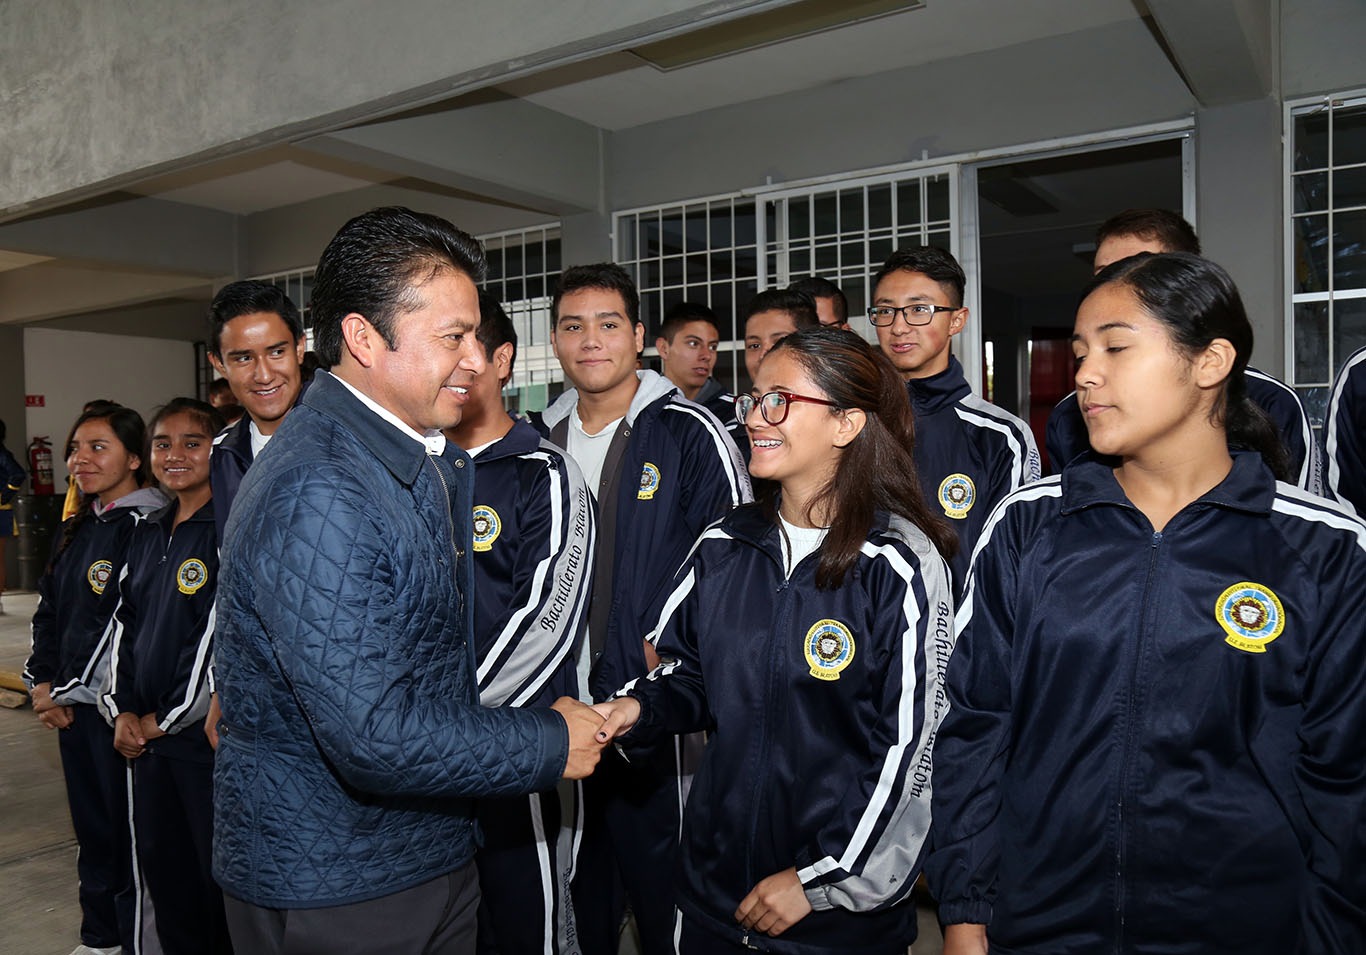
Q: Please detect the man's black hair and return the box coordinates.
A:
[872,246,966,307]
[552,263,640,327]
[1096,208,1201,256]
[310,207,487,368]
[788,276,848,323]
[208,280,304,357]
[476,291,518,382]
[743,289,820,328]
[658,301,721,342]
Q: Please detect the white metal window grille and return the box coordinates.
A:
[759,168,957,344]
[1287,93,1366,426]
[479,225,563,410]
[256,268,316,346]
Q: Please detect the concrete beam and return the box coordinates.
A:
[33,299,212,343]
[0,263,213,326]
[301,95,604,216]
[0,0,792,219]
[0,197,238,277]
[1145,0,1275,106]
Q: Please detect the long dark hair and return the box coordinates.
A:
[1083,252,1291,481]
[756,328,957,588]
[52,405,148,565]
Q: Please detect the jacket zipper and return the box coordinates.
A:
[1115,530,1163,953]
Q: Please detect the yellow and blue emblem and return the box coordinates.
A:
[638,462,662,501]
[87,559,113,595]
[804,618,855,681]
[937,473,976,520]
[1216,581,1284,654]
[472,505,502,552]
[176,558,209,596]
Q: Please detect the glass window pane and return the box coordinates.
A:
[1335,299,1366,368]
[662,256,684,286]
[815,244,838,271]
[1294,301,1330,383]
[735,246,758,281]
[710,251,733,281]
[734,202,757,246]
[710,210,733,249]
[1296,386,1328,430]
[1333,105,1366,168]
[1332,208,1366,289]
[814,194,838,238]
[687,253,709,284]
[662,286,685,314]
[661,213,685,256]
[870,236,894,266]
[788,198,810,240]
[840,240,864,269]
[926,176,951,223]
[712,286,735,335]
[1293,172,1329,214]
[1295,110,1330,171]
[839,190,864,233]
[790,248,811,275]
[686,209,707,252]
[1293,214,1329,293]
[643,259,660,290]
[896,182,920,228]
[547,238,562,273]
[525,240,544,276]
[927,230,953,252]
[868,184,892,231]
[1333,165,1366,211]
[644,215,662,258]
[526,275,544,299]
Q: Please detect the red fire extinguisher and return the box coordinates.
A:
[28,437,54,495]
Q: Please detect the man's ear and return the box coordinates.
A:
[655,336,670,361]
[340,313,379,368]
[208,352,227,377]
[634,322,646,354]
[948,308,969,338]
[833,407,867,448]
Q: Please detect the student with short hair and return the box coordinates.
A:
[929,253,1366,955]
[24,404,166,955]
[103,397,231,955]
[870,246,1039,595]
[656,301,743,452]
[534,262,750,955]
[446,292,595,955]
[787,276,850,329]
[593,328,955,954]
[743,289,820,387]
[1046,209,1321,492]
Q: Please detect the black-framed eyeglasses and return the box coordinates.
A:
[866,303,959,327]
[734,391,840,426]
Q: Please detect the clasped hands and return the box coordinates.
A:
[113,712,166,759]
[550,695,641,779]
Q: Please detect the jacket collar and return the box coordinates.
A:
[212,376,311,463]
[1060,451,1276,516]
[148,496,216,529]
[694,378,730,405]
[722,499,893,555]
[473,416,541,465]
[303,372,433,486]
[96,486,169,521]
[905,355,971,414]
[538,369,680,430]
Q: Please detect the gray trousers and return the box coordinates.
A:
[223,862,479,955]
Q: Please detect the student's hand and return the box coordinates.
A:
[589,697,641,742]
[942,923,989,955]
[204,693,221,750]
[552,697,607,779]
[31,683,74,730]
[138,713,166,742]
[735,867,812,937]
[113,713,146,759]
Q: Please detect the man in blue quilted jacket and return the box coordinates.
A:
[213,207,607,955]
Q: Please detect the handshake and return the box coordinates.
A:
[550,696,642,779]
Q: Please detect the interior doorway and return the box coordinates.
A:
[972,137,1187,471]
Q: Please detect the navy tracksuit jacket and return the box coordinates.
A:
[1326,345,1366,516]
[621,505,954,954]
[928,453,1366,954]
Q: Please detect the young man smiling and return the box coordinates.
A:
[533,262,750,955]
[871,246,1039,596]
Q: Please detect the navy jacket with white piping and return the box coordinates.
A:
[101,498,217,763]
[695,377,748,464]
[908,356,1040,597]
[532,370,751,701]
[618,504,954,954]
[469,417,594,708]
[927,453,1366,954]
[23,488,168,703]
[1326,345,1366,516]
[210,378,310,541]
[1046,367,1324,492]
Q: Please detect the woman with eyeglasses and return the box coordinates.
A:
[593,327,956,954]
[928,253,1366,955]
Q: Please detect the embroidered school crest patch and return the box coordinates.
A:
[176,558,209,596]
[1216,581,1284,654]
[937,473,976,520]
[637,462,661,501]
[87,559,113,595]
[804,619,855,681]
[472,505,501,552]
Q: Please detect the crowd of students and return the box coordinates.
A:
[16,204,1366,955]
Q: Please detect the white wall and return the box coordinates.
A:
[23,328,196,484]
